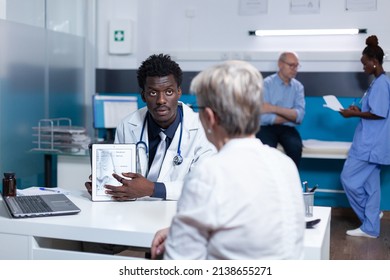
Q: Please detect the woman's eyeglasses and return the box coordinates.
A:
[190,105,206,111]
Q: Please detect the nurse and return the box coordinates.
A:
[340,35,390,238]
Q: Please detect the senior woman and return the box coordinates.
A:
[151,60,305,260]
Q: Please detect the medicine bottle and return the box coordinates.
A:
[2,172,17,197]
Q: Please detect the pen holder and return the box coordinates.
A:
[303,192,315,217]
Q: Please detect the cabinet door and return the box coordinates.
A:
[0,233,30,259]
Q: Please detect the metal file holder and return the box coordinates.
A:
[31,118,89,153]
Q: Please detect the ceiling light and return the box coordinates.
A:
[249,28,367,36]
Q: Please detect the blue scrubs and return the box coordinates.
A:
[341,73,390,237]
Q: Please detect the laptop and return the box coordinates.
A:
[2,193,81,218]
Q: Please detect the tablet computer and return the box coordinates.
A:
[91,143,136,201]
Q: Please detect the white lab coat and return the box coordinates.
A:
[164,138,305,259]
[114,102,216,200]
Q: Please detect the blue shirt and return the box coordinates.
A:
[349,73,390,165]
[260,73,305,127]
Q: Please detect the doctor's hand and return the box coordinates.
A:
[84,174,92,195]
[151,227,169,259]
[104,172,154,201]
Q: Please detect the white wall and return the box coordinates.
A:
[96,0,139,69]
[4,0,45,27]
[0,0,6,19]
[97,0,390,72]
[46,0,86,36]
[4,0,85,36]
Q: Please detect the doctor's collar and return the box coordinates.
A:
[147,106,182,140]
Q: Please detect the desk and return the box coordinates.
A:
[304,206,331,260]
[0,192,331,260]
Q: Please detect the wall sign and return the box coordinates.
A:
[345,0,377,11]
[239,0,268,15]
[290,0,321,14]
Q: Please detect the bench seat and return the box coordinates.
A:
[277,139,351,159]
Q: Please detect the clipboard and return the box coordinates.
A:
[91,143,136,201]
[323,95,344,111]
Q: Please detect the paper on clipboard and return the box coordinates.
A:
[323,95,344,111]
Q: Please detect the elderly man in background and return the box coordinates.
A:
[256,51,305,167]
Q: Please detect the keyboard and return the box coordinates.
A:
[14,195,52,213]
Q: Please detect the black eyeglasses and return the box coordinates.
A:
[282,60,301,69]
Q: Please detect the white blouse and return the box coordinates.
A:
[164,138,305,260]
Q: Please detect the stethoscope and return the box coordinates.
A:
[360,72,386,105]
[136,108,184,175]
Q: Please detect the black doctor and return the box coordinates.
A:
[85,54,215,201]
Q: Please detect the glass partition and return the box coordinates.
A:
[0,0,88,189]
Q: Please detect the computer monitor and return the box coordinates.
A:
[93,94,138,129]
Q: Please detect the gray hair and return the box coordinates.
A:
[190,60,263,136]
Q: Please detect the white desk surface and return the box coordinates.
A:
[304,206,331,260]
[0,191,177,248]
[0,192,331,259]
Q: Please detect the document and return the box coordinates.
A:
[17,187,71,196]
[323,95,344,111]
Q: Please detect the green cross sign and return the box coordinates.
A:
[114,30,125,41]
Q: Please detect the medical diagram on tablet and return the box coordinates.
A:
[91,144,136,201]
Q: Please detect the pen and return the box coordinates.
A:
[351,98,357,106]
[39,187,61,193]
[310,184,318,193]
[302,181,308,192]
